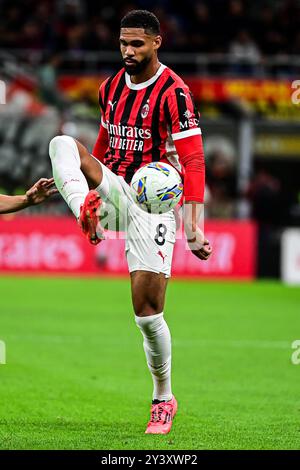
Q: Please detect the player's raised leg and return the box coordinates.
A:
[49,135,107,244]
[131,270,177,434]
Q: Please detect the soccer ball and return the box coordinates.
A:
[130,162,183,214]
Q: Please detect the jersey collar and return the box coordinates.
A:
[125,63,166,90]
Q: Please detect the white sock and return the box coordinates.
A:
[135,312,172,402]
[49,135,89,218]
[93,160,110,200]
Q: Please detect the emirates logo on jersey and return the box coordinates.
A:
[107,121,152,153]
[141,102,150,119]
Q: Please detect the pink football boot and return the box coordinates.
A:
[145,396,178,434]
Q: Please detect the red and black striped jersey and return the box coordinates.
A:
[95,64,202,184]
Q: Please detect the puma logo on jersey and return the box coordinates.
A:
[157,250,167,263]
[108,100,117,110]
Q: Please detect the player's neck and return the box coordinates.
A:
[130,60,161,85]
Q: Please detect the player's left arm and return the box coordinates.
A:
[92,79,110,162]
[92,122,109,163]
[182,200,212,261]
[0,178,57,214]
[164,87,212,260]
[174,134,212,261]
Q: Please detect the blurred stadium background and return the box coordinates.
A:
[0,0,300,450]
[1,0,300,280]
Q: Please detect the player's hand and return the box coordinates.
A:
[190,238,212,260]
[185,226,213,261]
[25,178,58,205]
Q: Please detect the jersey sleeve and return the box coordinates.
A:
[93,79,110,162]
[98,77,111,114]
[92,123,109,163]
[163,86,202,141]
[98,81,105,114]
[98,79,108,125]
[164,87,205,203]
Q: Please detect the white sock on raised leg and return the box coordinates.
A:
[49,135,89,218]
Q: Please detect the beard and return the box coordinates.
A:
[123,56,152,75]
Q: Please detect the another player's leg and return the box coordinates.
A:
[131,270,177,434]
[49,135,107,244]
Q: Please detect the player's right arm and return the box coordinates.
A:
[92,79,110,162]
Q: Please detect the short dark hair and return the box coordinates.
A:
[120,10,160,35]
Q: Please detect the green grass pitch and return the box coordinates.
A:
[0,276,299,450]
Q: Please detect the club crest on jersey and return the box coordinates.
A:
[141,102,150,119]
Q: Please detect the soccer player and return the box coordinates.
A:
[49,10,212,434]
[0,178,57,214]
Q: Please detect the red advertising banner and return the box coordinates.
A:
[0,217,256,279]
[58,76,295,105]
[58,75,298,119]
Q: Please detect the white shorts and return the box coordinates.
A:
[94,159,176,277]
